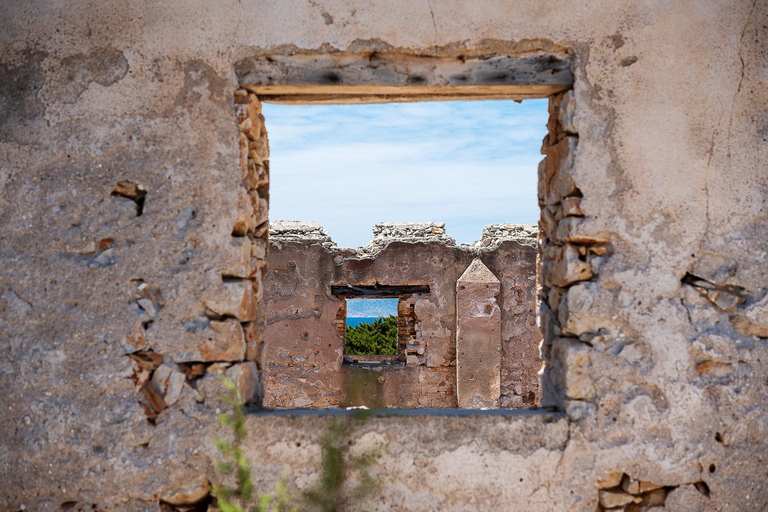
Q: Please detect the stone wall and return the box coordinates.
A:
[263,222,542,409]
[127,89,271,426]
[1,0,767,510]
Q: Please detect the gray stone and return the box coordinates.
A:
[664,484,709,512]
[558,282,601,336]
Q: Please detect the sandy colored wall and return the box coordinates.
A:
[263,224,541,409]
[1,0,767,510]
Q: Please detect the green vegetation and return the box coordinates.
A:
[303,413,378,512]
[213,378,297,512]
[213,378,378,512]
[345,315,398,355]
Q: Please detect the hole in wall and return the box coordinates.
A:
[111,180,147,216]
[261,98,549,410]
[694,481,711,497]
[344,298,399,358]
[237,50,576,411]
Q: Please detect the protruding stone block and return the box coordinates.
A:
[558,282,600,336]
[599,489,641,508]
[546,243,593,287]
[542,337,596,409]
[456,258,501,409]
[203,280,257,322]
[232,188,255,236]
[199,320,247,362]
[596,472,625,490]
[554,216,610,245]
[242,321,265,365]
[557,338,596,400]
[225,362,260,405]
[561,196,583,217]
[221,237,255,279]
[558,90,577,134]
[161,474,211,507]
[151,364,186,406]
[539,136,578,206]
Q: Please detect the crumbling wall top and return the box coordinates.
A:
[269,221,538,253]
[475,223,537,250]
[372,222,455,243]
[356,222,457,255]
[269,221,335,245]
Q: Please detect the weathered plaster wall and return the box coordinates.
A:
[1,0,767,510]
[263,222,541,409]
[244,411,571,512]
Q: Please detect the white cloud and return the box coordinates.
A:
[264,99,548,248]
[346,298,398,318]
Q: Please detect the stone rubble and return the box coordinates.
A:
[269,220,335,245]
[474,223,538,249]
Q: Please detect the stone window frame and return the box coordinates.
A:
[331,284,431,366]
[231,47,602,412]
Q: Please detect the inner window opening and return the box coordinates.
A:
[344,298,399,359]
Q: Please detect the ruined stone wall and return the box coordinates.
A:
[1,0,767,510]
[263,222,541,409]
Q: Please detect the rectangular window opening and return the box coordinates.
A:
[343,298,400,363]
[260,99,548,410]
[242,50,575,412]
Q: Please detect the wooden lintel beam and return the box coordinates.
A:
[332,284,431,298]
[244,84,569,104]
[236,52,573,102]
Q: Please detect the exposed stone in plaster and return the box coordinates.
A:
[681,272,747,313]
[2,3,768,508]
[730,292,768,338]
[110,180,147,216]
[159,474,211,509]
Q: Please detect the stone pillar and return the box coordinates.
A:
[456,258,502,408]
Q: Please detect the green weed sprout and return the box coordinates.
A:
[212,377,297,512]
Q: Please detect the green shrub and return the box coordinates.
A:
[303,414,378,512]
[213,378,297,512]
[213,379,378,512]
[345,316,398,355]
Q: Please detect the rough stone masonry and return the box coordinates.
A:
[1,1,767,511]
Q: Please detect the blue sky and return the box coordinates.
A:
[346,298,398,319]
[263,99,548,248]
